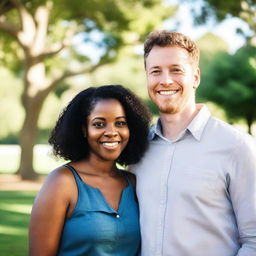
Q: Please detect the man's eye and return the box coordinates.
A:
[116,121,127,127]
[171,68,182,73]
[93,122,105,128]
[150,70,160,74]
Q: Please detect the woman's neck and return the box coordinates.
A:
[72,157,117,177]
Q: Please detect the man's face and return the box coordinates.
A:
[145,46,200,115]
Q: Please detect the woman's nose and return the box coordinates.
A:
[104,125,118,137]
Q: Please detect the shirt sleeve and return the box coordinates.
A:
[229,137,256,256]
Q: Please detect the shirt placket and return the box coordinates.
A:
[155,142,176,255]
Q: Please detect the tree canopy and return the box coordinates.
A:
[198,45,256,134]
[185,0,256,44]
[0,0,174,179]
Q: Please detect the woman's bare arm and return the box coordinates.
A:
[29,167,77,256]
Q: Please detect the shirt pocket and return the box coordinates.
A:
[182,169,219,195]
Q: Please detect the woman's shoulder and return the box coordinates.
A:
[33,165,78,214]
[48,164,74,181]
[41,164,77,193]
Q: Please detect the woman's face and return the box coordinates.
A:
[85,98,130,163]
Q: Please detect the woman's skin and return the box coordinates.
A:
[29,99,136,256]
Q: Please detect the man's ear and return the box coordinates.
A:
[193,67,200,89]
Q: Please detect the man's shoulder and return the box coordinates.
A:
[208,116,256,148]
[209,116,251,136]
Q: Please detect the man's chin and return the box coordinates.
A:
[150,98,180,114]
[158,105,179,115]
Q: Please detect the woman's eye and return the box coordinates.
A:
[93,122,105,128]
[116,121,127,127]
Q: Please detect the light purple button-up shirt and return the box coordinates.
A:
[131,105,256,256]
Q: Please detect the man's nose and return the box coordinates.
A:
[160,72,173,86]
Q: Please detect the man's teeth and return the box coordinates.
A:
[102,142,119,147]
[159,90,177,95]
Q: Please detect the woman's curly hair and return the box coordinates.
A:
[49,85,151,166]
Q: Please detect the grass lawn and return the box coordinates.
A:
[0,191,37,256]
[0,145,65,255]
[0,145,62,255]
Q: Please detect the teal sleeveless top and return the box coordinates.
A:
[57,164,141,256]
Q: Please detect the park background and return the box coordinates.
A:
[0,0,255,255]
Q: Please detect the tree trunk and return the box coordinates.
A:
[246,114,253,135]
[17,92,46,180]
[17,55,50,180]
[18,113,39,180]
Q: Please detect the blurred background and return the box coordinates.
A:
[0,0,255,255]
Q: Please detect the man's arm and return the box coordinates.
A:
[229,137,256,256]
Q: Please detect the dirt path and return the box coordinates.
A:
[0,174,45,191]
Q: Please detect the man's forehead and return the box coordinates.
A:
[145,46,195,68]
[146,48,190,64]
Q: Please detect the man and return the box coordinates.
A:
[131,30,256,256]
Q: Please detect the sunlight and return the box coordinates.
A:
[0,203,32,214]
[0,225,26,235]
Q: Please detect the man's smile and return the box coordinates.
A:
[158,90,179,95]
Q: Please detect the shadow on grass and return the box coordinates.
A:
[0,191,37,256]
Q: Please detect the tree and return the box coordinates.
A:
[185,0,256,45]
[196,32,228,65]
[198,45,256,134]
[0,0,174,180]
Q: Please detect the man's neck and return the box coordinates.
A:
[159,104,201,141]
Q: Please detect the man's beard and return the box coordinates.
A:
[155,98,182,115]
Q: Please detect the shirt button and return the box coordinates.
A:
[116,214,120,218]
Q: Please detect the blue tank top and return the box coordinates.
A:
[57,164,141,256]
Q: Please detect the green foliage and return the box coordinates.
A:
[185,0,256,41]
[198,45,256,132]
[0,0,172,74]
[89,47,148,96]
[0,37,23,75]
[53,82,70,98]
[0,69,23,139]
[188,0,243,22]
[196,33,229,60]
[0,0,173,139]
[0,133,19,144]
[38,93,62,130]
[145,98,159,115]
[0,0,175,179]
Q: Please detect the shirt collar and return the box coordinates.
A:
[187,104,211,141]
[148,104,211,141]
[148,119,163,141]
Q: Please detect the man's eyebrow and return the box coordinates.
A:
[149,65,161,69]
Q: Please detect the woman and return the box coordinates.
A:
[29,85,151,256]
